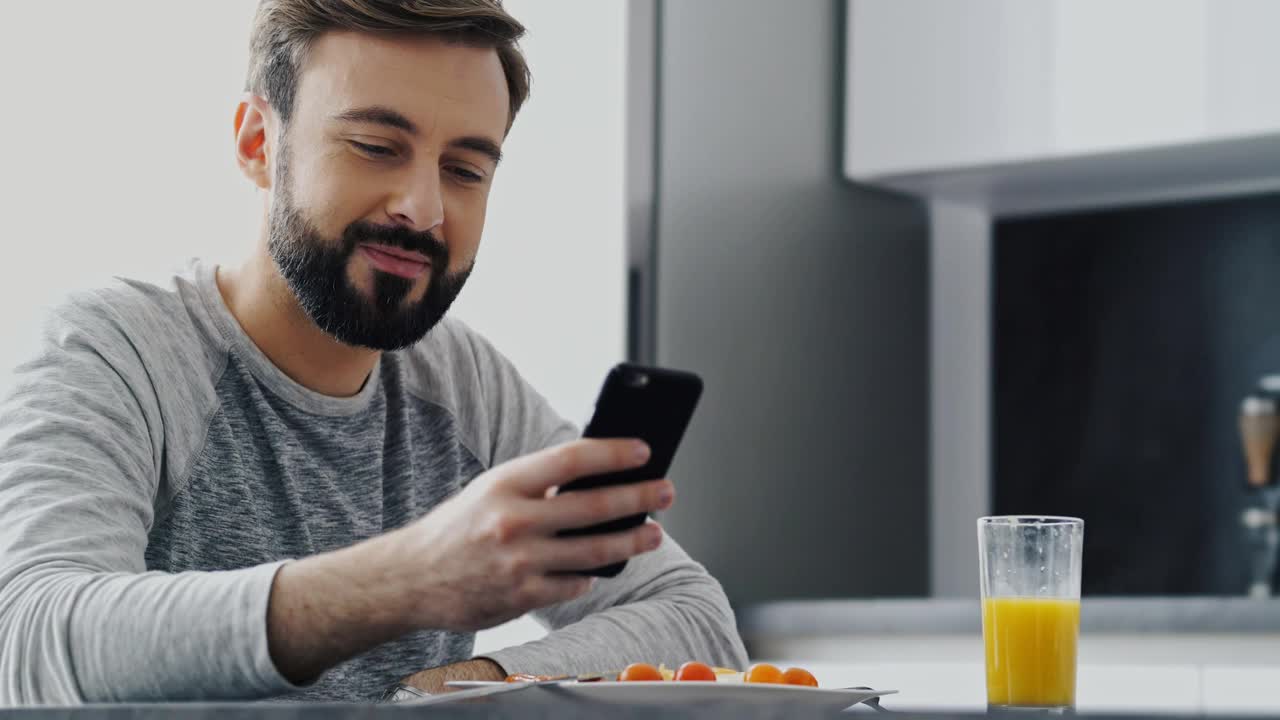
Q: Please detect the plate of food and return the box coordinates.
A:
[438,662,896,711]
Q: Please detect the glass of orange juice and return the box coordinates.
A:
[979,516,1084,713]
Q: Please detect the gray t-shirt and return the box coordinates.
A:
[0,260,746,706]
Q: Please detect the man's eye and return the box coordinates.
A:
[350,141,395,158]
[447,166,484,183]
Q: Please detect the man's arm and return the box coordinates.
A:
[0,358,477,705]
[408,324,746,684]
[473,528,748,678]
[444,325,749,680]
[398,528,747,692]
[0,307,308,704]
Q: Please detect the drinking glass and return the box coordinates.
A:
[978,516,1084,713]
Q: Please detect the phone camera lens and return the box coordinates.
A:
[628,373,650,388]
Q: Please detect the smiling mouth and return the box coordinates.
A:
[358,244,431,279]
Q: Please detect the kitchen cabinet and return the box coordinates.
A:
[845,0,1280,215]
[868,3,1280,589]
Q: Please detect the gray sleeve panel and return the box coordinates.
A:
[402,317,579,473]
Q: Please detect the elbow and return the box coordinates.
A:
[708,600,750,668]
[660,579,750,669]
[724,623,750,669]
[0,570,88,706]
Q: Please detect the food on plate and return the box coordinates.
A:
[781,667,819,687]
[674,661,717,682]
[503,672,608,683]
[504,673,547,683]
[506,662,821,687]
[743,663,785,684]
[619,662,665,681]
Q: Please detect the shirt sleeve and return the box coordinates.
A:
[461,329,748,675]
[480,531,749,676]
[0,299,302,705]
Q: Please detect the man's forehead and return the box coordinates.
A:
[295,31,509,139]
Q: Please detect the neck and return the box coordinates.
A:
[217,250,380,398]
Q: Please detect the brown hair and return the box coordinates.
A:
[246,0,530,128]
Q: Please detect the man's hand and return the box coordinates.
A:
[266,438,674,684]
[392,438,675,631]
[401,658,506,694]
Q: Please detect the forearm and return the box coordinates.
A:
[267,528,418,684]
[485,595,746,677]
[0,562,299,705]
[4,518,437,704]
[483,538,748,677]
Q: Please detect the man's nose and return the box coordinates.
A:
[385,167,444,233]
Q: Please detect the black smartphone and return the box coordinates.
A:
[556,363,703,577]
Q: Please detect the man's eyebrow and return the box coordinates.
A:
[332,105,418,135]
[451,136,504,166]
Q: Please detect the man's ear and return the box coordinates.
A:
[234,94,274,190]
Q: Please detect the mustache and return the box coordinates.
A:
[341,221,448,267]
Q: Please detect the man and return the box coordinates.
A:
[0,0,746,705]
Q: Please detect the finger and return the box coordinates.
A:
[501,438,650,498]
[518,574,597,609]
[530,479,674,533]
[533,522,665,573]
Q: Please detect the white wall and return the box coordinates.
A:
[0,2,261,372]
[456,0,628,427]
[0,0,628,657]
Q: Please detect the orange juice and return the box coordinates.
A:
[982,597,1079,707]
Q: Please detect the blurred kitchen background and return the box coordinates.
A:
[3,0,1280,713]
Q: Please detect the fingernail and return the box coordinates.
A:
[647,527,663,549]
[658,487,674,508]
[634,442,651,463]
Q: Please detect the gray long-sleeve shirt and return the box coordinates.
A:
[0,260,746,706]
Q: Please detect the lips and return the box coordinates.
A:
[359,244,431,280]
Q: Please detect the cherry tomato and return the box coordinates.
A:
[781,667,819,687]
[674,661,717,682]
[743,663,784,684]
[619,663,664,681]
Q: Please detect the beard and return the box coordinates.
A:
[266,175,472,352]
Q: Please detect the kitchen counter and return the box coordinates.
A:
[736,597,1280,714]
[738,597,1280,636]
